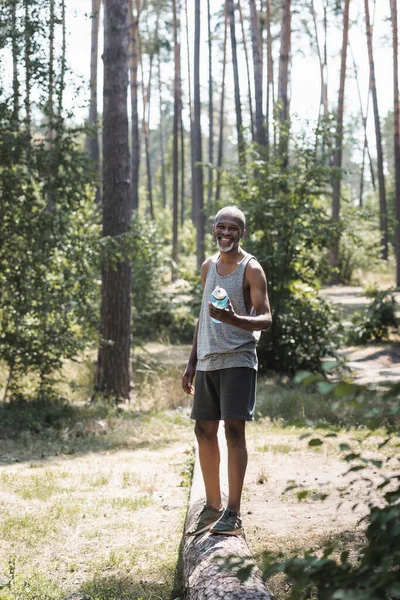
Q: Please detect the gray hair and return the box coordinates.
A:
[214,206,246,229]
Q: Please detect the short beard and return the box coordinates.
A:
[217,239,235,253]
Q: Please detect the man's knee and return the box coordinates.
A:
[224,419,246,447]
[194,420,219,443]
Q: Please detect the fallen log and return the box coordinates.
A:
[182,426,274,600]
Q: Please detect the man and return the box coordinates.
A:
[182,206,272,536]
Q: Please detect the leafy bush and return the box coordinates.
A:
[261,285,342,373]
[348,288,398,344]
[229,139,341,372]
[223,374,400,600]
[129,215,195,344]
[0,104,100,397]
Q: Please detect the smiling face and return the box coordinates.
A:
[213,208,246,254]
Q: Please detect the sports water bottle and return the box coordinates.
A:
[210,285,229,324]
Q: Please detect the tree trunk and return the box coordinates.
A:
[228,0,246,167]
[365,0,388,260]
[180,82,186,226]
[390,0,400,286]
[11,0,19,125]
[183,432,274,599]
[95,0,132,402]
[141,29,156,220]
[238,0,255,142]
[128,0,140,211]
[24,0,31,166]
[265,0,274,152]
[349,42,375,205]
[193,0,205,270]
[48,0,55,142]
[215,0,228,204]
[330,0,350,280]
[58,0,66,115]
[207,0,214,206]
[172,0,180,279]
[185,0,195,223]
[278,0,291,161]
[86,0,101,203]
[310,0,325,128]
[250,0,266,146]
[157,50,167,209]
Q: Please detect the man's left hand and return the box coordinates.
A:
[208,300,236,325]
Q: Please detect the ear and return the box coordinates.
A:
[241,228,246,238]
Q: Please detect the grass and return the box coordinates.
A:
[1,341,398,599]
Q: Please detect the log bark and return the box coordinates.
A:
[183,428,274,600]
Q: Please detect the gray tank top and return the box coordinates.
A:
[196,252,259,371]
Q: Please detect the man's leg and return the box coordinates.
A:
[194,420,222,509]
[224,419,247,513]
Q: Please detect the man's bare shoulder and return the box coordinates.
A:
[246,257,267,279]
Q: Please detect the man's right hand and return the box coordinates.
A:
[182,363,196,395]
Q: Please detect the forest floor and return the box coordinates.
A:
[0,286,399,600]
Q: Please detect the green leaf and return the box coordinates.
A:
[308,438,323,447]
[317,381,335,395]
[312,493,328,501]
[334,381,358,398]
[344,452,360,462]
[346,465,366,473]
[322,360,340,372]
[339,443,351,452]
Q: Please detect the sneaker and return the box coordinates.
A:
[209,508,243,536]
[186,504,224,536]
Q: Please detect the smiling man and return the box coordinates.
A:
[182,206,272,536]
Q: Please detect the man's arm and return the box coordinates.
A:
[208,261,272,332]
[182,258,212,395]
[182,320,198,395]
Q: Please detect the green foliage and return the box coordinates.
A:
[0,105,100,395]
[223,374,400,600]
[231,139,341,372]
[347,288,399,344]
[337,205,382,285]
[129,215,195,344]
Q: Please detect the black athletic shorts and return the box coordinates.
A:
[190,367,257,421]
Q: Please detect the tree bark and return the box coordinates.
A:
[265,0,274,152]
[172,0,180,279]
[157,50,167,209]
[48,0,55,142]
[58,0,66,115]
[215,0,228,204]
[207,0,214,206]
[95,0,133,402]
[228,0,246,167]
[86,0,101,203]
[185,0,195,223]
[238,0,255,142]
[193,0,205,270]
[11,0,19,125]
[141,14,158,221]
[128,0,140,212]
[183,433,274,599]
[365,0,388,260]
[349,42,375,205]
[24,0,31,166]
[277,0,291,161]
[250,0,266,146]
[390,0,400,286]
[330,0,350,280]
[310,0,326,127]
